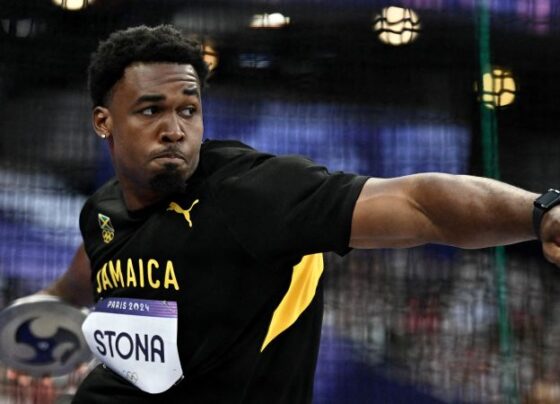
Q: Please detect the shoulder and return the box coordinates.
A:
[198,139,275,175]
[85,178,120,206]
[201,139,256,154]
[80,178,122,219]
[200,139,324,177]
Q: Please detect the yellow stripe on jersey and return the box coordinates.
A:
[260,253,324,352]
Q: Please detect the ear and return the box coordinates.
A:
[92,106,112,139]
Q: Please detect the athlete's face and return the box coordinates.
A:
[93,63,203,209]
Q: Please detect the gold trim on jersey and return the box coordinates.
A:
[260,253,324,352]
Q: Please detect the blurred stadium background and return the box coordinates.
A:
[2,0,560,402]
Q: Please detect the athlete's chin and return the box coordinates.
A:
[149,165,188,195]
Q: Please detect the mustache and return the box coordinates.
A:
[149,147,187,160]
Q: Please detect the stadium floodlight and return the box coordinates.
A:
[250,13,290,29]
[373,6,421,46]
[52,0,95,11]
[478,67,516,109]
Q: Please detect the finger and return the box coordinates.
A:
[16,373,32,387]
[542,241,560,266]
[6,368,18,380]
[40,376,54,387]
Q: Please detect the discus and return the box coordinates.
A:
[0,294,92,377]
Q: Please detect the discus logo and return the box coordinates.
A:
[16,317,80,365]
[93,330,165,362]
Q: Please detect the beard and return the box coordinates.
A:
[148,163,186,195]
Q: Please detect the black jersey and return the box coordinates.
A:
[74,140,368,404]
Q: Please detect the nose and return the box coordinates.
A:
[159,113,185,143]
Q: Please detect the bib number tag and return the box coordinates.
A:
[82,298,183,394]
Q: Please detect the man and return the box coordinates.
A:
[35,25,560,403]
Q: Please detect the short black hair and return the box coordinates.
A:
[88,25,209,107]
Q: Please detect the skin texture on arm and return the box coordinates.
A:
[39,243,93,307]
[350,173,540,250]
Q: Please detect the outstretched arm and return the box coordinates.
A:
[40,243,94,307]
[350,174,560,264]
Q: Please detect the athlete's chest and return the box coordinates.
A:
[89,192,253,304]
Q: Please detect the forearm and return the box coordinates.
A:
[412,174,537,248]
[351,173,538,249]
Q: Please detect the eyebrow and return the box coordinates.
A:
[133,94,165,105]
[183,87,200,97]
[133,87,200,106]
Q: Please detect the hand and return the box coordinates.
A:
[5,368,57,404]
[540,205,560,266]
[3,363,91,403]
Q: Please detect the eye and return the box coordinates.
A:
[139,106,159,116]
[180,106,197,118]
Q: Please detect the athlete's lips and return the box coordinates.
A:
[150,148,187,162]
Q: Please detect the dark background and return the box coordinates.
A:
[1,0,560,402]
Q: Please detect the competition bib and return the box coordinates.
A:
[81,298,183,394]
